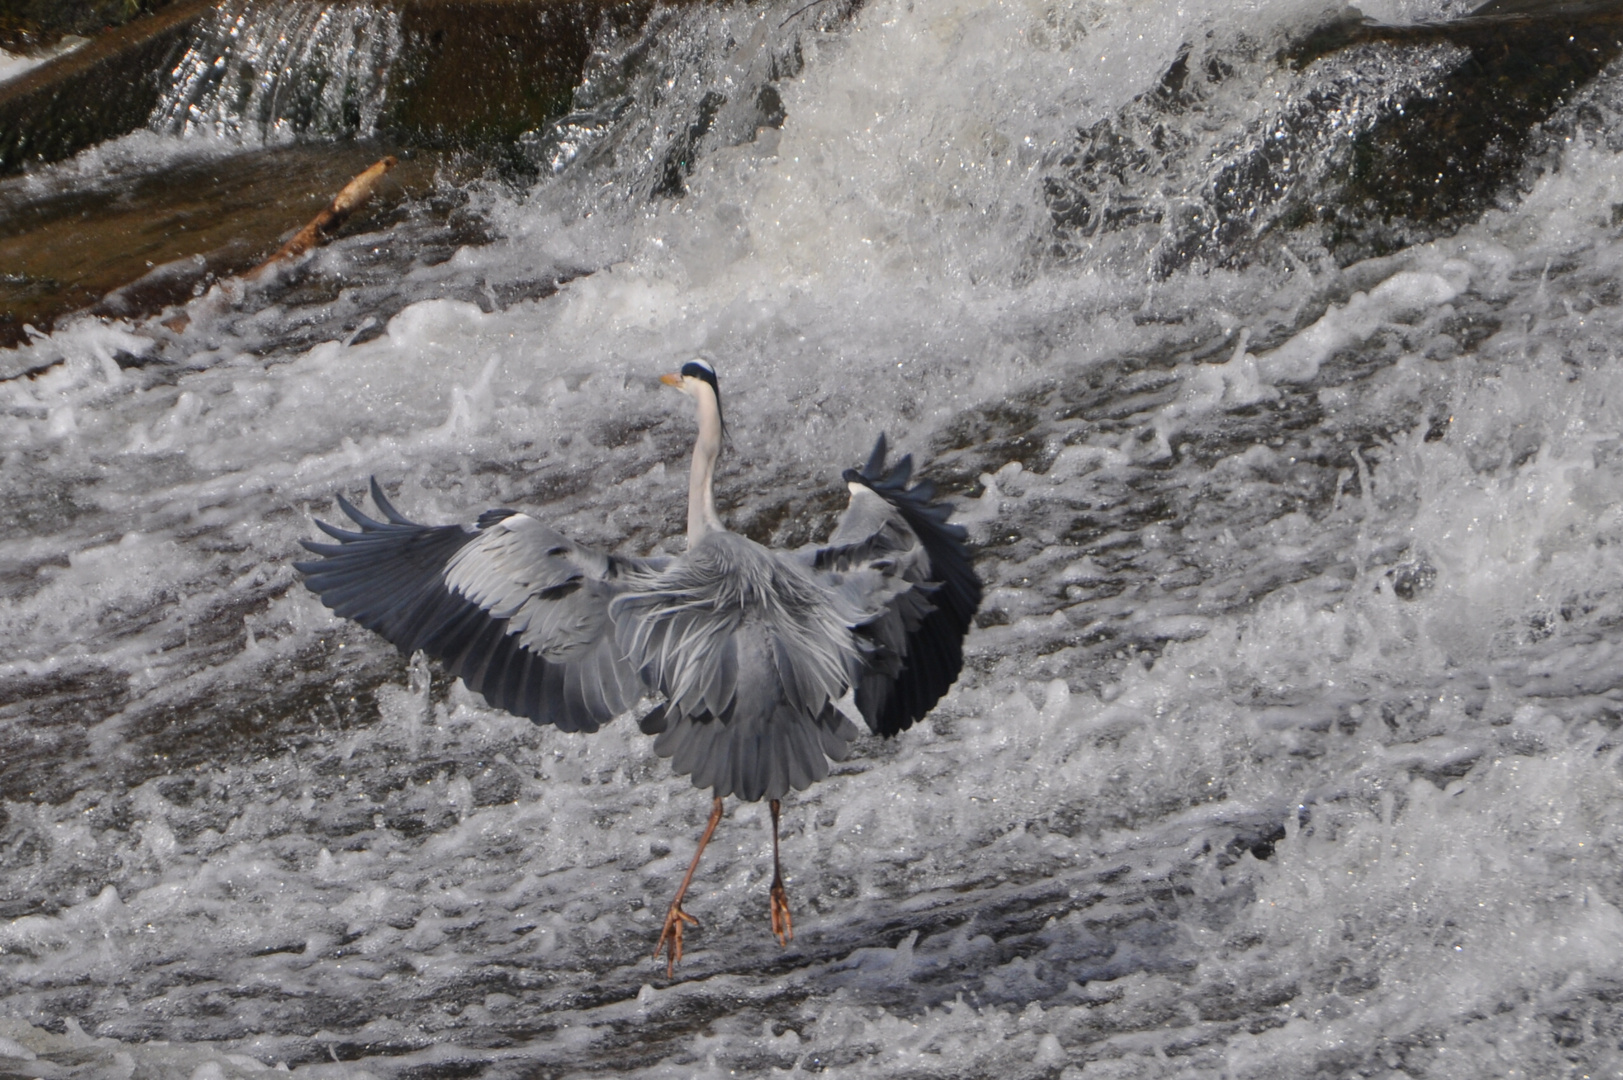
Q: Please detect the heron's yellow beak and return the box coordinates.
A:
[660,373,684,387]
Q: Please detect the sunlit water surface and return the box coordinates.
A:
[5,0,1623,1076]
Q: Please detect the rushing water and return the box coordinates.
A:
[6,0,1623,1076]
[151,0,403,145]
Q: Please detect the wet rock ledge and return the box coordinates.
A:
[0,0,661,175]
[0,0,213,173]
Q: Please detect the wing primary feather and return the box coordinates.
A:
[312,519,368,543]
[335,493,392,531]
[890,453,913,488]
[496,638,528,714]
[368,477,420,526]
[864,432,888,476]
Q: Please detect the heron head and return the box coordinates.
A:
[661,358,726,437]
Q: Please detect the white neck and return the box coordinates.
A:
[687,381,725,545]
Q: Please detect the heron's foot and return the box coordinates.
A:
[655,901,699,977]
[770,877,793,947]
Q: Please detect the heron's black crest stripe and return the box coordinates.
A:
[680,359,717,384]
[681,359,725,437]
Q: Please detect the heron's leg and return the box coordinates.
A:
[656,796,724,977]
[769,798,793,946]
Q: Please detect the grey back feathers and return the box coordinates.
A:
[296,437,981,802]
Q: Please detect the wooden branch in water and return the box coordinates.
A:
[245,155,397,279]
[152,155,397,334]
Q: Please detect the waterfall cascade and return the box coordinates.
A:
[149,0,403,143]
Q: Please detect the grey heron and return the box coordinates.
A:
[295,360,981,974]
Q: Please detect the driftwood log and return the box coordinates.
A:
[244,155,397,280]
[156,155,398,332]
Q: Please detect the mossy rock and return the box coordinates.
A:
[0,0,177,47]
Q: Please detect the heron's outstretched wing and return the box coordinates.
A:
[809,434,982,737]
[294,479,657,732]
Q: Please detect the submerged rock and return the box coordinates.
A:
[1303,0,1623,258]
[1043,0,1623,274]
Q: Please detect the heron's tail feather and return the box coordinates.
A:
[652,703,858,802]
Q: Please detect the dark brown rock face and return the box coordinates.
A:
[0,0,213,174]
[386,0,656,147]
[1296,0,1623,258]
[0,0,667,175]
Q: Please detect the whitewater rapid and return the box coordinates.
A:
[5,0,1623,1076]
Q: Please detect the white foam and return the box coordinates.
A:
[4,0,1621,1074]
